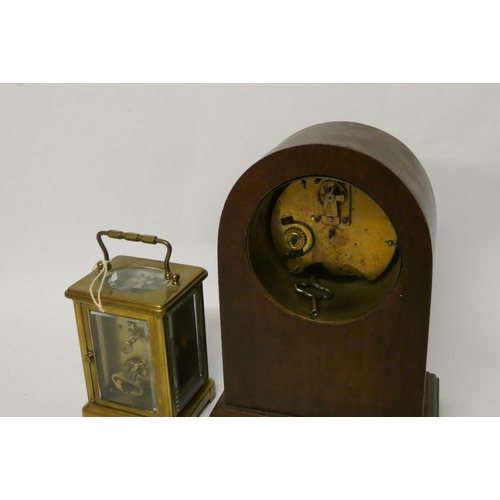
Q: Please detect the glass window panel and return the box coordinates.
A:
[166,289,208,413]
[107,267,169,292]
[89,311,158,412]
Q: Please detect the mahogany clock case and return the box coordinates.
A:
[212,121,437,417]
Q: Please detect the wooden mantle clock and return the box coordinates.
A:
[211,121,438,417]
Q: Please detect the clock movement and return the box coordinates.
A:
[211,121,438,417]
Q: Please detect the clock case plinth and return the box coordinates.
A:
[212,122,438,417]
[211,372,439,417]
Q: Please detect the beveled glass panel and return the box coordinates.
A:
[89,311,158,412]
[107,267,170,292]
[166,288,208,413]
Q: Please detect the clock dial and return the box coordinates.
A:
[247,176,401,324]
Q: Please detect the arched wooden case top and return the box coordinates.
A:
[212,122,437,417]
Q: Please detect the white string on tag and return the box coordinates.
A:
[90,260,110,312]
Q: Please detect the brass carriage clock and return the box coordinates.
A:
[66,230,215,417]
[211,121,438,417]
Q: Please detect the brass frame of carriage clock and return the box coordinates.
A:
[66,231,215,417]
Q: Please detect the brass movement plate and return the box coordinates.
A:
[271,177,398,281]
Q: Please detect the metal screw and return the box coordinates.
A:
[83,352,94,364]
[286,232,301,248]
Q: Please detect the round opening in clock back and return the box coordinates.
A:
[247,176,401,324]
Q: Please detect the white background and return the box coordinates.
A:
[2,3,500,497]
[1,83,499,418]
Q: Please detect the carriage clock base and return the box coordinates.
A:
[83,378,216,417]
